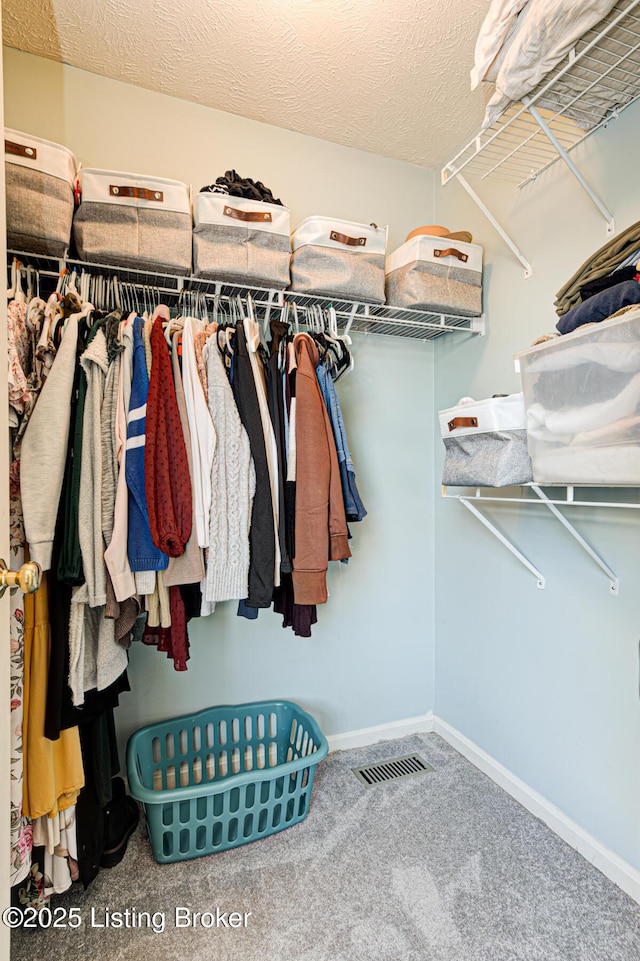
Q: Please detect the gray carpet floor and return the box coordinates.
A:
[10,733,640,961]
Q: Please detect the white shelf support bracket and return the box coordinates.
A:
[455,174,533,279]
[530,485,619,594]
[526,103,615,235]
[458,496,545,589]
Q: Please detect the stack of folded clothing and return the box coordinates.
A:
[554,220,640,334]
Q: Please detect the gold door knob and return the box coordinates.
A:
[0,558,41,598]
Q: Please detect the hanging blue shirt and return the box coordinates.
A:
[125,317,168,572]
[316,363,367,523]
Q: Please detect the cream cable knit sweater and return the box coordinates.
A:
[204,337,256,603]
[182,317,216,548]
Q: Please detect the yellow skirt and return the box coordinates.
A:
[22,572,85,820]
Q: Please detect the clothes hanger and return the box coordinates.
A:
[243,293,262,353]
[14,262,26,305]
[7,257,20,301]
[25,265,36,304]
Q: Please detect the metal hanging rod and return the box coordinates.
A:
[7,250,485,342]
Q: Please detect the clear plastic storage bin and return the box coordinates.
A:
[515,310,640,484]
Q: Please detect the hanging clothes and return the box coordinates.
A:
[203,329,256,604]
[244,314,281,587]
[145,316,192,558]
[21,572,84,820]
[8,285,84,896]
[316,362,367,523]
[8,294,33,886]
[231,320,276,607]
[267,319,291,575]
[291,333,351,605]
[181,316,216,548]
[68,322,128,707]
[104,316,137,603]
[126,316,168,585]
[163,328,205,588]
[21,308,83,571]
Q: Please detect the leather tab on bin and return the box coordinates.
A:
[223,205,272,223]
[329,231,367,247]
[448,416,478,431]
[110,185,164,202]
[5,140,37,160]
[434,247,468,263]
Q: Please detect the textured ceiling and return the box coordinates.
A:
[2,0,490,168]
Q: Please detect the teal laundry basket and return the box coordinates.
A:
[126,700,328,863]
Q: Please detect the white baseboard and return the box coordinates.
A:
[327,712,434,752]
[325,710,640,905]
[433,715,640,906]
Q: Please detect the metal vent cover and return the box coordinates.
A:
[352,753,434,788]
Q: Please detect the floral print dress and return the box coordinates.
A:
[8,297,49,886]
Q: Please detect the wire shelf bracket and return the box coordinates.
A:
[456,174,533,279]
[441,483,632,593]
[456,494,545,589]
[441,0,640,271]
[525,102,615,235]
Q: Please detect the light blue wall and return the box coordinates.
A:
[434,100,640,870]
[2,50,437,750]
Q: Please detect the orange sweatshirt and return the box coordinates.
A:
[292,334,351,604]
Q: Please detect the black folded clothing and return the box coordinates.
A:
[200,169,283,206]
[579,265,638,301]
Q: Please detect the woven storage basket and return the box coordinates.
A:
[386,234,483,316]
[193,193,290,287]
[73,168,192,274]
[439,393,533,487]
[5,128,77,257]
[290,216,387,302]
[127,700,328,863]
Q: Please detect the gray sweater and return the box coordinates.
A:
[21,313,80,570]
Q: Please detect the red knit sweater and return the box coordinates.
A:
[145,318,192,556]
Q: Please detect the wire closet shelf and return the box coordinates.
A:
[7,251,484,343]
[442,0,640,189]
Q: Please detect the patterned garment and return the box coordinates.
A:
[8,297,46,886]
[10,539,31,886]
[7,300,30,418]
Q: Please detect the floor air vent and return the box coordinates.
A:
[352,753,434,787]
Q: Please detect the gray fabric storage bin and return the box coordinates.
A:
[290,217,387,303]
[74,169,192,274]
[386,235,483,316]
[439,393,533,487]
[5,128,77,257]
[193,194,290,287]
